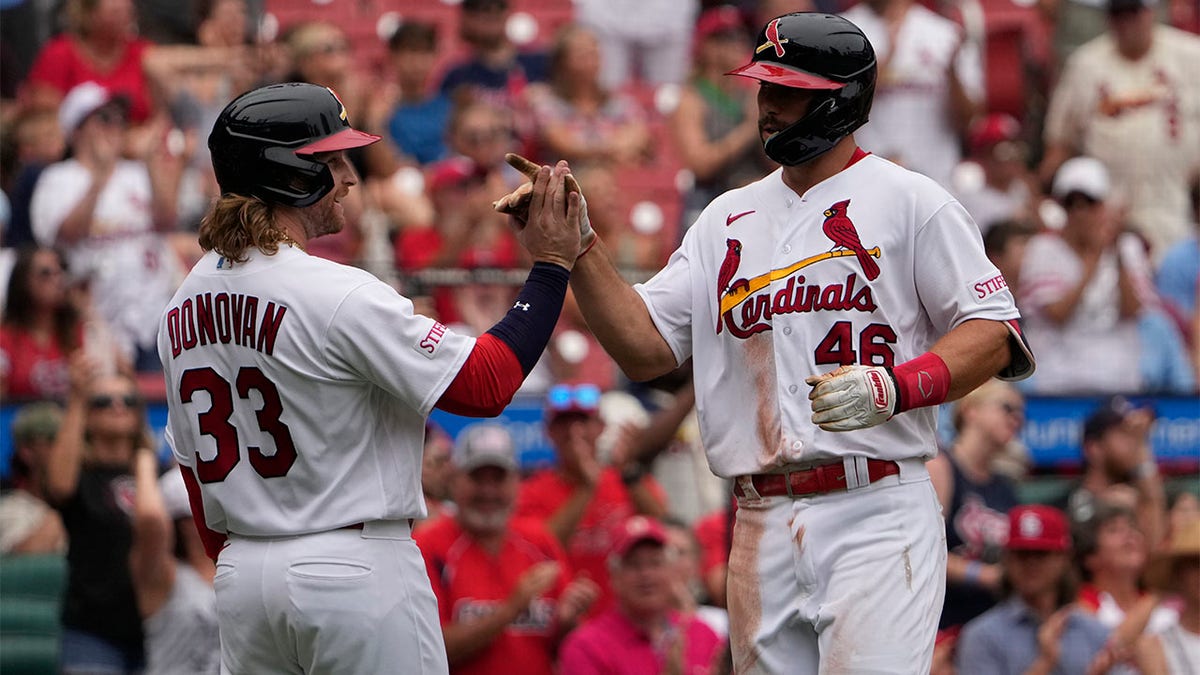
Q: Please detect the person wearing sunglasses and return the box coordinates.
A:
[1,245,80,400]
[515,382,668,616]
[42,363,156,673]
[928,380,1026,637]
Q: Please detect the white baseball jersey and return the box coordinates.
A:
[635,154,1020,477]
[158,246,473,536]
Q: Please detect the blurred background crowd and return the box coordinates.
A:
[0,0,1196,673]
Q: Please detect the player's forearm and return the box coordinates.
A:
[570,238,678,382]
[929,319,1012,401]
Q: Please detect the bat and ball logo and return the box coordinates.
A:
[716,199,882,336]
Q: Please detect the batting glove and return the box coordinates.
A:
[805,365,900,432]
[494,153,595,253]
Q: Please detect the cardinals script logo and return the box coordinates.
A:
[716,199,883,337]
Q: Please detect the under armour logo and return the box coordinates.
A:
[514,301,530,311]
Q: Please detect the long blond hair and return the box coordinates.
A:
[198,195,291,262]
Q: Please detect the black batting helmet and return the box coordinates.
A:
[208,83,380,207]
[728,13,876,166]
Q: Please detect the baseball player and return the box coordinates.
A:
[157,83,583,674]
[502,13,1036,673]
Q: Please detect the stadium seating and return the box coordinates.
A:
[0,554,67,675]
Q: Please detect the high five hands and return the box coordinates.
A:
[494,153,596,257]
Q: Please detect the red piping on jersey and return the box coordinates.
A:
[179,466,227,562]
[844,147,870,170]
[436,333,524,417]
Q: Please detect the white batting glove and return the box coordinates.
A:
[805,365,899,432]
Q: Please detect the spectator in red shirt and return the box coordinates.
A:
[22,0,155,124]
[557,515,724,674]
[1,245,82,400]
[415,423,598,675]
[515,383,668,613]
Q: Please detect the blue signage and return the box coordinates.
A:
[1,394,1196,481]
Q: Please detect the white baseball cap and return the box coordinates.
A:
[453,423,517,472]
[1052,156,1111,202]
[57,81,114,137]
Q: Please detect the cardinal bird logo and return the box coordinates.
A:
[716,238,743,333]
[756,18,789,57]
[821,200,880,281]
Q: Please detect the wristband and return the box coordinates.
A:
[892,352,951,413]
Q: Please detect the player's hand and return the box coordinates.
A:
[495,153,595,253]
[805,365,898,432]
[513,162,581,270]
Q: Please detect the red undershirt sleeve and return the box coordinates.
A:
[435,333,525,417]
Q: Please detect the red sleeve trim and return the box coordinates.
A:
[435,334,524,417]
[179,466,227,562]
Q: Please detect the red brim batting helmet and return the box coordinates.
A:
[209,82,381,207]
[295,127,381,155]
[727,12,876,166]
[726,61,846,90]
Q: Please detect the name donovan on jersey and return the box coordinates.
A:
[163,292,288,358]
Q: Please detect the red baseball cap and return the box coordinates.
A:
[610,515,668,559]
[1006,505,1071,552]
[967,113,1021,154]
[696,6,745,41]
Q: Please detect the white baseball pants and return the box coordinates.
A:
[213,520,448,675]
[727,460,947,674]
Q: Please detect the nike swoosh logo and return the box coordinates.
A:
[726,210,755,226]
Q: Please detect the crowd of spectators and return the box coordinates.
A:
[0,0,1197,672]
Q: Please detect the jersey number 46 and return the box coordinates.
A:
[179,366,298,483]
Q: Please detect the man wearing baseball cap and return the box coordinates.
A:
[515,383,667,615]
[557,515,723,673]
[956,505,1116,674]
[1057,396,1165,545]
[1017,156,1156,395]
[414,422,598,675]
